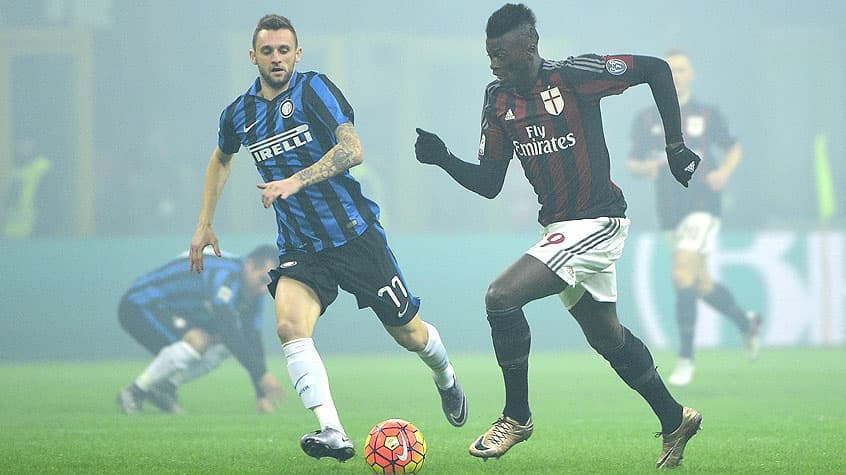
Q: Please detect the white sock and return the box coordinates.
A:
[135,341,200,391]
[170,343,229,387]
[417,322,455,390]
[283,338,343,432]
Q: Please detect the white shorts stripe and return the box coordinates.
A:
[547,218,621,271]
[526,217,630,309]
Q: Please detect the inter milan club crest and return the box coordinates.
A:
[280,99,295,118]
[540,87,564,116]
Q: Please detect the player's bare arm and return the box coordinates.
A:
[257,122,362,208]
[190,148,234,272]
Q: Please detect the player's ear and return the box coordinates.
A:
[294,47,302,63]
[249,49,258,65]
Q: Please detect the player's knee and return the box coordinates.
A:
[276,319,303,343]
[671,267,696,289]
[485,281,517,313]
[388,321,427,352]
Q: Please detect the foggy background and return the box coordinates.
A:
[1,0,844,361]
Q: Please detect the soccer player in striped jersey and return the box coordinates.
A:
[189,14,467,463]
[628,50,762,387]
[414,3,701,468]
[116,245,282,414]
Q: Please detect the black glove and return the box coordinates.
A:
[665,143,701,188]
[415,128,451,165]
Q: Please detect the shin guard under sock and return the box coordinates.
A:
[487,307,531,423]
[598,327,683,433]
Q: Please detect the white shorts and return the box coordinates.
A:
[525,217,630,309]
[667,211,721,255]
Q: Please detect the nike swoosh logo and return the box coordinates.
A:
[449,397,467,425]
[473,436,490,452]
[398,301,410,318]
[244,121,258,133]
[396,432,409,461]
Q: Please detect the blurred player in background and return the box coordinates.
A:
[627,50,762,387]
[116,245,283,414]
[189,14,467,463]
[415,4,702,468]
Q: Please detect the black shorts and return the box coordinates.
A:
[267,224,421,326]
[118,296,210,353]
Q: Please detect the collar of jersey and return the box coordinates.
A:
[248,70,300,102]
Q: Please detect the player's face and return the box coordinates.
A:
[486,29,535,87]
[243,259,276,296]
[250,28,302,93]
[666,54,694,96]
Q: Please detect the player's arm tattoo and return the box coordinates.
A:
[295,123,363,187]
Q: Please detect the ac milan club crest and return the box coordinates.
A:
[540,87,564,116]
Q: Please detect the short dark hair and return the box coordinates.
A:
[253,14,297,48]
[486,3,537,41]
[246,244,278,264]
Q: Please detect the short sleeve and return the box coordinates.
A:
[629,108,658,160]
[303,73,354,132]
[708,107,737,149]
[217,104,241,154]
[478,86,513,162]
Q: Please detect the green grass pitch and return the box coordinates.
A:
[2,348,844,474]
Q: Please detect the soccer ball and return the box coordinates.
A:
[364,418,427,474]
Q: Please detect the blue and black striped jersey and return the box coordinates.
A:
[218,71,380,255]
[124,252,262,332]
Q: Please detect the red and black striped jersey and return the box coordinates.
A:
[630,99,736,229]
[479,54,651,226]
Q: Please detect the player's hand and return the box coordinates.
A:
[257,178,303,208]
[414,128,450,165]
[259,372,285,405]
[189,225,221,272]
[665,143,701,188]
[256,397,274,413]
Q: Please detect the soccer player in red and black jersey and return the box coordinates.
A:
[415,3,702,468]
[628,50,762,387]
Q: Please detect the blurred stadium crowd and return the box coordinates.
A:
[1,1,843,239]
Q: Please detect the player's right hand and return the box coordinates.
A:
[414,128,450,165]
[260,372,285,404]
[256,397,274,413]
[665,143,701,188]
[189,225,221,272]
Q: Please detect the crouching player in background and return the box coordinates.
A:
[116,244,283,414]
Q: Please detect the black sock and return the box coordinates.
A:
[487,307,531,423]
[703,283,750,333]
[598,327,683,433]
[675,287,698,359]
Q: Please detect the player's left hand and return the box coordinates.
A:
[665,143,701,188]
[257,178,303,208]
